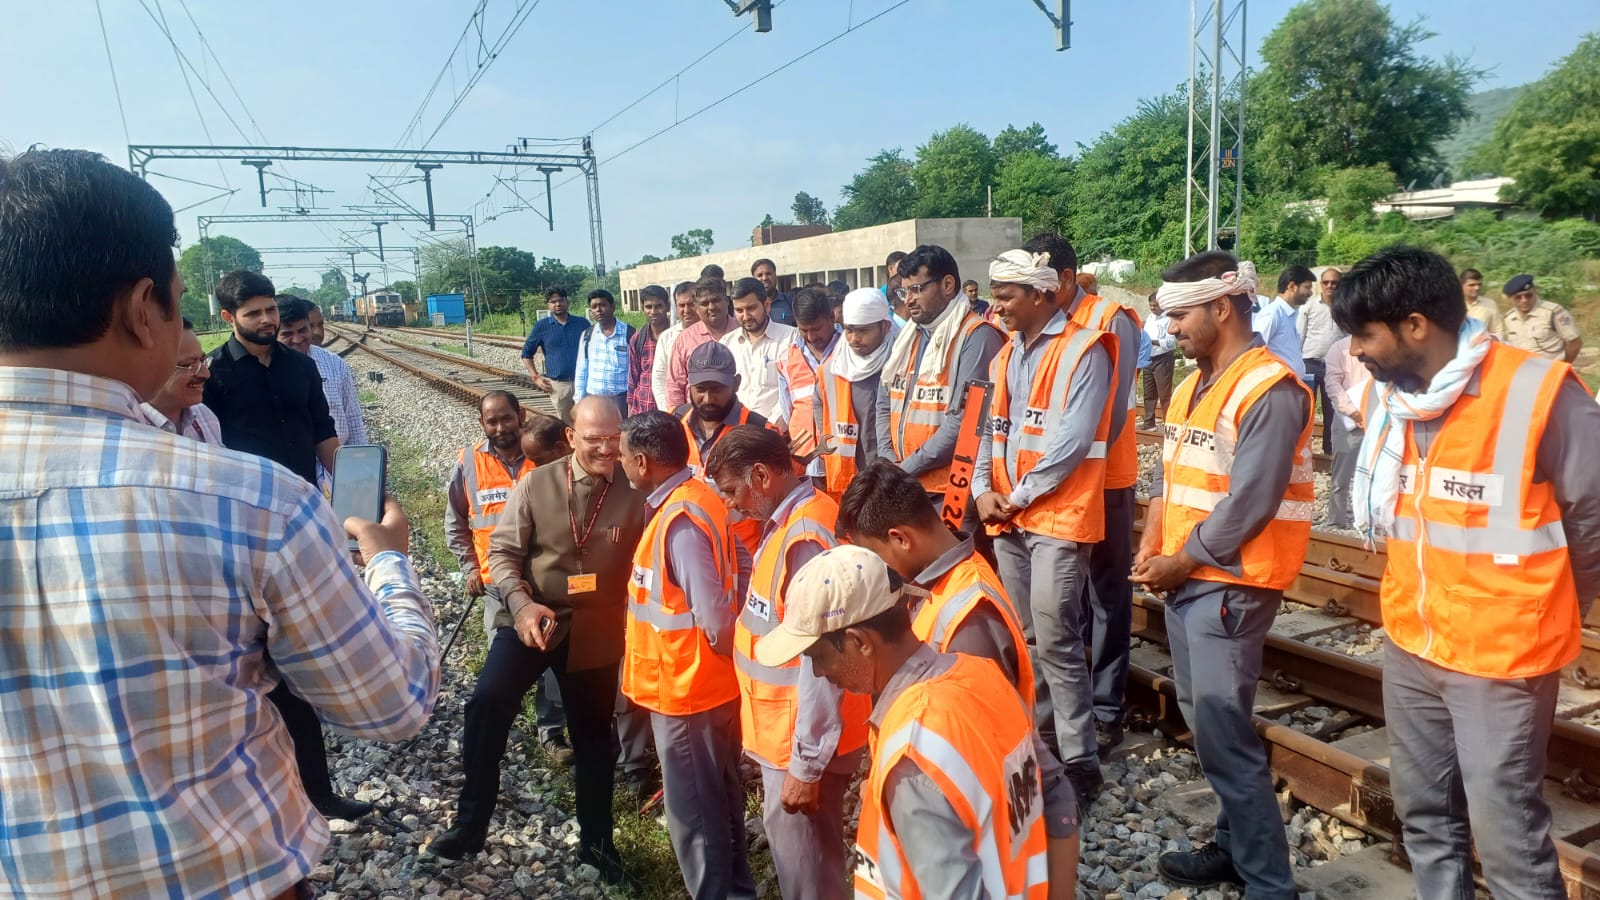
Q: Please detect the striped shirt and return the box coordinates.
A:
[140,400,225,445]
[628,325,661,415]
[0,367,440,899]
[309,343,369,444]
[573,320,632,401]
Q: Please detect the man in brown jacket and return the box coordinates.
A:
[425,397,647,887]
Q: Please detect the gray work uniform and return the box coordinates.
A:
[1067,289,1143,729]
[974,309,1113,772]
[639,468,756,900]
[754,482,866,900]
[1384,374,1600,900]
[444,445,566,739]
[871,645,1078,899]
[1159,342,1308,900]
[874,308,1006,481]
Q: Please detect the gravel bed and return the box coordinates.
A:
[332,356,1377,899]
[382,331,529,376]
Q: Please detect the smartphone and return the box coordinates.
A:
[331,445,388,551]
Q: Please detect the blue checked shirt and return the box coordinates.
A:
[573,320,632,401]
[0,367,440,900]
[309,343,369,444]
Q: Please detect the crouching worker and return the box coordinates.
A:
[754,545,1076,899]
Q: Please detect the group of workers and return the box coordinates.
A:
[3,146,1598,900]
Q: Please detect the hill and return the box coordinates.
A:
[1438,85,1528,179]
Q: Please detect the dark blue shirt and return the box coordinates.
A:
[520,314,591,382]
[769,292,795,326]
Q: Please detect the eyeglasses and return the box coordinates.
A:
[175,358,211,375]
[578,433,622,448]
[894,277,942,302]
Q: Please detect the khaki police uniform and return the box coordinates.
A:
[1503,298,1579,359]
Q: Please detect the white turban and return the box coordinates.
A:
[1155,260,1260,309]
[842,288,891,325]
[988,250,1060,293]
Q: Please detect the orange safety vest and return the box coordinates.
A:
[854,654,1049,900]
[459,442,537,583]
[815,368,862,501]
[1365,342,1584,678]
[985,321,1114,543]
[1071,294,1141,490]
[623,475,742,715]
[777,336,832,455]
[887,312,1004,495]
[682,404,769,555]
[733,486,871,768]
[1160,346,1314,590]
[911,550,1036,713]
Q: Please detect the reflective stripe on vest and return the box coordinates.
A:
[1071,295,1141,490]
[818,369,861,499]
[1372,343,1582,678]
[461,442,536,583]
[622,477,741,715]
[1160,347,1314,590]
[887,313,1001,494]
[735,488,871,767]
[988,322,1114,543]
[855,655,1049,900]
[911,556,1037,716]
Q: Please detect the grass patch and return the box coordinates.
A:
[358,389,378,405]
[199,330,231,353]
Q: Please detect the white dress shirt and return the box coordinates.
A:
[720,320,796,422]
[1144,311,1177,357]
[1296,297,1340,361]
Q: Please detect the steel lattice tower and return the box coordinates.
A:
[1184,0,1248,256]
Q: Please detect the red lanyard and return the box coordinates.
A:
[567,461,611,572]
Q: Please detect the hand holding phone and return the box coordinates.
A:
[514,602,558,650]
[332,445,397,557]
[343,496,411,566]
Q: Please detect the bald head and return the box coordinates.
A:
[567,396,624,477]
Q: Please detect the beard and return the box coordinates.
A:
[239,325,277,346]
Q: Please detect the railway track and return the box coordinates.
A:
[387,323,527,352]
[1126,499,1600,897]
[348,321,1600,895]
[328,325,558,418]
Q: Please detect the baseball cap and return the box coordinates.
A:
[753,545,903,667]
[687,341,738,387]
[1504,274,1535,295]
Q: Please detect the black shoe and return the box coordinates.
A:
[310,794,375,821]
[578,843,643,894]
[1157,842,1242,887]
[540,732,575,766]
[1064,763,1104,807]
[1095,720,1125,754]
[422,825,487,863]
[1137,417,1156,430]
[622,769,660,800]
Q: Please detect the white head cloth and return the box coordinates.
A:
[1155,260,1260,309]
[842,288,891,326]
[988,250,1060,293]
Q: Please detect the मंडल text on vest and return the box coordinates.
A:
[1428,467,1504,506]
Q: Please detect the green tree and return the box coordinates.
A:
[387,279,419,303]
[310,268,349,311]
[1252,0,1478,193]
[1465,33,1600,175]
[791,191,829,225]
[418,239,472,297]
[1322,164,1399,229]
[476,246,542,310]
[911,124,996,218]
[635,253,664,266]
[1500,120,1600,219]
[992,152,1074,240]
[177,235,262,323]
[759,213,777,228]
[1066,93,1192,265]
[991,123,1058,166]
[834,149,915,230]
[670,229,714,259]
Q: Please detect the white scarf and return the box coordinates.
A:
[884,293,974,389]
[1353,318,1492,545]
[829,321,901,383]
[1156,261,1259,309]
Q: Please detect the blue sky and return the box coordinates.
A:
[1,0,1591,290]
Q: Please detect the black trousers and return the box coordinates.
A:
[457,627,620,851]
[1084,486,1135,725]
[267,681,334,800]
[1302,357,1332,456]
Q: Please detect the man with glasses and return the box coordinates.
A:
[278,295,368,448]
[877,245,1006,517]
[142,318,222,444]
[1299,268,1341,456]
[426,397,647,889]
[1502,274,1581,362]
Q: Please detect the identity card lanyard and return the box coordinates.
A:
[566,462,610,593]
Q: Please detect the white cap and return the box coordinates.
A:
[752,545,902,667]
[842,288,891,326]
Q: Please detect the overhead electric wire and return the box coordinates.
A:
[94,0,132,147]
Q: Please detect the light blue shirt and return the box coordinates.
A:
[1253,296,1306,378]
[573,319,632,400]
